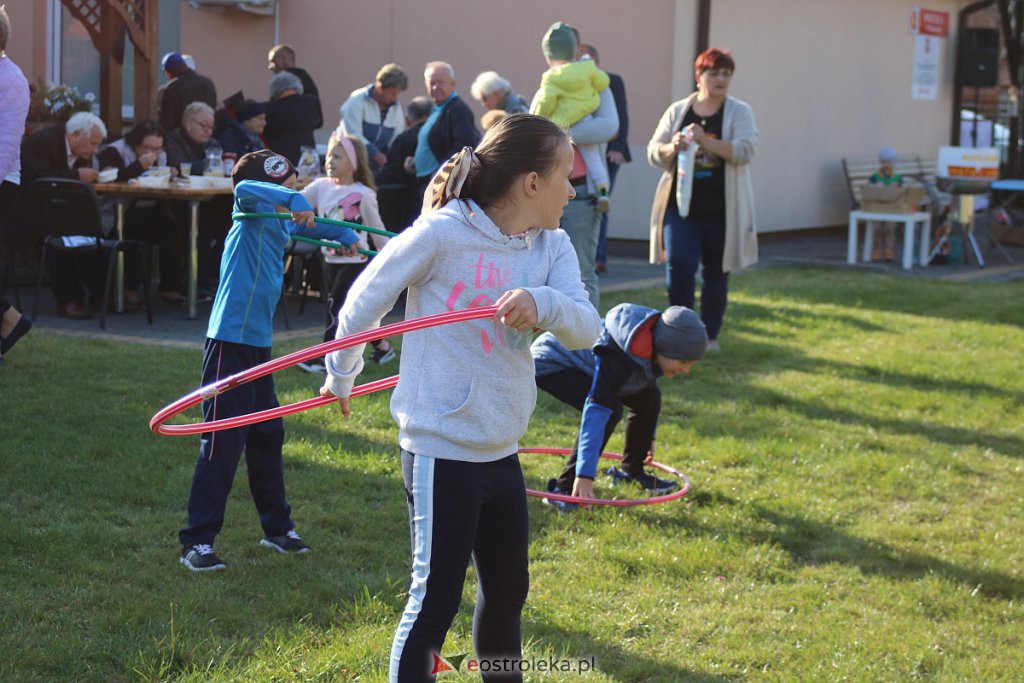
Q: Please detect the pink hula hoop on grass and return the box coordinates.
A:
[519,448,691,506]
[149,306,500,436]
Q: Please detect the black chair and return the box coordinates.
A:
[30,178,153,330]
[278,238,328,330]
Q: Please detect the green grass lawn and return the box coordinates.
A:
[2,268,1022,682]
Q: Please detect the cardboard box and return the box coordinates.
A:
[860,185,925,214]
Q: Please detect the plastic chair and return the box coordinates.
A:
[30,177,153,330]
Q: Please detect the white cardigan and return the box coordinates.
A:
[646,93,759,273]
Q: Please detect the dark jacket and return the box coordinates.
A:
[426,95,480,171]
[164,128,213,175]
[378,123,422,186]
[97,139,168,182]
[606,72,631,163]
[20,124,85,186]
[157,69,218,132]
[217,120,266,158]
[286,67,323,130]
[264,94,318,165]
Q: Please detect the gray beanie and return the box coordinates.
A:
[652,307,708,361]
[269,71,303,100]
[542,22,577,61]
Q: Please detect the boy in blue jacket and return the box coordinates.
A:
[531,303,707,508]
[180,149,359,572]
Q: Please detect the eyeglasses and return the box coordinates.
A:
[702,69,733,79]
[189,120,214,132]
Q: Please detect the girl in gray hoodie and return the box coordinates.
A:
[322,114,600,682]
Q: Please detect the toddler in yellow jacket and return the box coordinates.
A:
[532,22,613,212]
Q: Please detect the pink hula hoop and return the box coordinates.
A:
[150,306,500,436]
[520,448,691,506]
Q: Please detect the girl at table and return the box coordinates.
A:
[321,114,601,681]
[298,132,394,373]
[98,120,184,306]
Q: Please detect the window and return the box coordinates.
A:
[47,0,181,119]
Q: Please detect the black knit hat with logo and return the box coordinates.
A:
[231,149,296,187]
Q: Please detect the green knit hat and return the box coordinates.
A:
[542,22,577,61]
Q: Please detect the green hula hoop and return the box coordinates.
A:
[231,212,397,238]
[232,211,399,258]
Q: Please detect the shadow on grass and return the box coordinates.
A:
[525,618,737,682]
[731,267,1024,326]
[636,493,1024,602]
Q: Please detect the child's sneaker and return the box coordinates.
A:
[260,529,311,554]
[605,466,679,494]
[180,544,227,572]
[596,188,611,214]
[297,357,326,374]
[370,343,396,364]
[541,479,579,513]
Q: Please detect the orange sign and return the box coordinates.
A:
[911,7,950,37]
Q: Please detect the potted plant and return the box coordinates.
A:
[26,80,96,134]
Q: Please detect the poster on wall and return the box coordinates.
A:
[912,35,941,100]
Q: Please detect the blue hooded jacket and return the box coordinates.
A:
[532,303,664,478]
[207,180,359,347]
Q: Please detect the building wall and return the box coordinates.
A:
[7,0,968,237]
[709,0,963,232]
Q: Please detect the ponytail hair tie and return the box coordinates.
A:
[423,146,480,214]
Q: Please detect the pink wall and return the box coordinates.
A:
[179,0,677,145]
[3,0,45,83]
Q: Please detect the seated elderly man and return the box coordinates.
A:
[470,71,529,115]
[20,111,106,319]
[338,63,409,175]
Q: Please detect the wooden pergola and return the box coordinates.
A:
[59,0,159,138]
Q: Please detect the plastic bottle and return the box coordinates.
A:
[222,152,237,177]
[675,131,697,218]
[205,142,224,177]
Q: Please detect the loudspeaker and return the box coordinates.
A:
[963,27,1000,88]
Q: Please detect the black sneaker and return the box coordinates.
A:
[260,529,311,554]
[296,358,326,374]
[180,544,227,572]
[370,344,396,364]
[606,466,679,494]
[541,478,579,513]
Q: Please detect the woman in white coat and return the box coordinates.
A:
[647,48,758,351]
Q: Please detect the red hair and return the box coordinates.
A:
[694,48,735,75]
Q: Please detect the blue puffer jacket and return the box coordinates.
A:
[532,302,662,393]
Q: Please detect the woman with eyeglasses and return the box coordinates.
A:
[647,48,759,353]
[165,101,218,177]
[165,101,232,300]
[98,120,185,306]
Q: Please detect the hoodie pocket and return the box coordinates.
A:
[433,376,532,450]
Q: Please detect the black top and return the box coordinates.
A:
[164,128,213,175]
[97,145,147,182]
[605,73,631,163]
[264,94,318,165]
[681,104,725,217]
[378,123,422,186]
[286,67,323,130]
[157,70,218,132]
[424,95,481,177]
[20,124,81,186]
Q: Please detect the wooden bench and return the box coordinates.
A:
[841,155,950,268]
